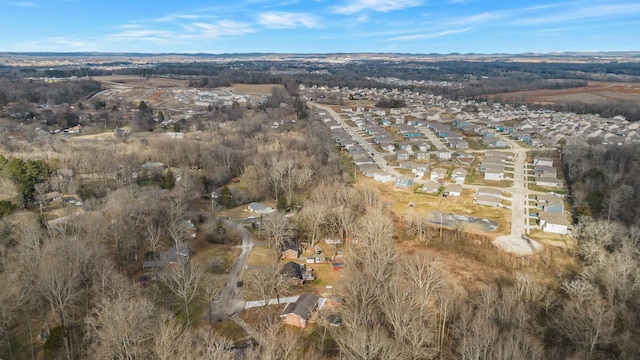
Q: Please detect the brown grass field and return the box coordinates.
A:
[492,81,640,106]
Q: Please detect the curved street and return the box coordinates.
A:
[210,218,254,321]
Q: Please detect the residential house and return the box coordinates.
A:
[396,150,410,161]
[483,165,505,181]
[281,261,314,286]
[280,294,322,328]
[430,167,448,181]
[399,161,418,170]
[421,181,441,194]
[474,195,501,207]
[435,149,452,160]
[451,168,468,184]
[533,157,554,167]
[539,211,570,234]
[444,184,463,197]
[483,134,508,148]
[476,187,502,199]
[382,144,396,152]
[142,244,190,271]
[357,164,379,177]
[395,175,415,188]
[448,138,469,149]
[536,194,564,213]
[412,163,430,178]
[281,240,300,260]
[415,151,430,161]
[534,165,557,178]
[535,177,563,187]
[373,171,395,183]
[248,202,276,214]
[281,261,304,286]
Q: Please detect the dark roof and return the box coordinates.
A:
[282,294,320,320]
[142,244,189,269]
[280,240,299,253]
[281,261,303,280]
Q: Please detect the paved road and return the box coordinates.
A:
[493,138,544,255]
[314,104,401,176]
[416,125,447,150]
[209,219,254,321]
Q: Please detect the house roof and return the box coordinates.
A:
[475,195,501,205]
[142,244,189,269]
[422,181,440,191]
[282,294,321,320]
[248,202,275,214]
[477,187,502,197]
[280,240,299,253]
[445,184,463,193]
[281,261,303,280]
[540,211,570,226]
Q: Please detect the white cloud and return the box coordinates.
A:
[331,0,422,14]
[48,37,96,50]
[512,2,640,26]
[258,11,320,28]
[154,13,211,22]
[191,20,255,37]
[388,28,471,41]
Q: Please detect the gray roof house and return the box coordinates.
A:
[280,294,322,328]
[476,187,502,199]
[474,195,501,207]
[143,244,190,271]
[248,202,276,214]
[421,181,441,194]
[395,175,415,188]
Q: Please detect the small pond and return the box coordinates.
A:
[428,212,498,233]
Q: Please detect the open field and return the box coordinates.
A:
[92,75,191,88]
[492,81,640,106]
[355,176,512,237]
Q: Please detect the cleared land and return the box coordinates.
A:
[492,81,640,106]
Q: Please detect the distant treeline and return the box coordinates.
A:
[0,79,101,106]
[2,60,640,120]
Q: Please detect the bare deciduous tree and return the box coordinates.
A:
[159,261,203,327]
[87,296,157,360]
[245,262,287,306]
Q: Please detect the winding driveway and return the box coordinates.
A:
[210,218,254,321]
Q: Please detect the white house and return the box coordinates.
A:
[435,149,452,160]
[476,187,502,199]
[450,168,468,185]
[483,165,504,181]
[421,181,441,194]
[444,184,463,197]
[535,178,563,187]
[430,167,447,181]
[539,211,570,234]
[533,156,554,167]
[373,171,395,183]
[248,202,276,214]
[474,195,501,207]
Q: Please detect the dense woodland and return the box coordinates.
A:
[562,142,640,226]
[0,65,639,359]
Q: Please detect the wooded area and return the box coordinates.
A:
[0,62,639,359]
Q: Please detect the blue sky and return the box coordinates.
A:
[1,0,639,54]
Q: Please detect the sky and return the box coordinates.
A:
[0,0,639,54]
